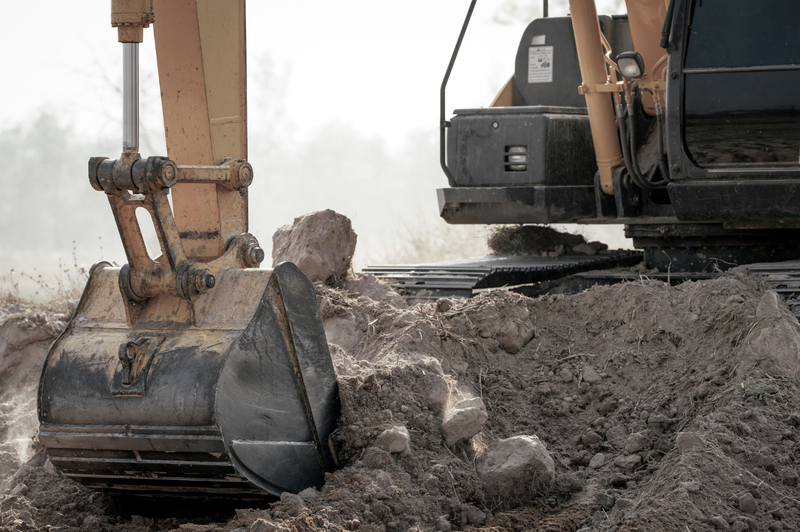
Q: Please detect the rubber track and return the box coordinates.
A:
[367,254,800,318]
[364,251,643,300]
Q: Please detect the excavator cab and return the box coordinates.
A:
[438,0,800,272]
[37,1,340,499]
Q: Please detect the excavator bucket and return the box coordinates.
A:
[38,261,339,499]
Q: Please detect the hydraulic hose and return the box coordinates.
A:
[654,102,670,184]
[616,85,669,190]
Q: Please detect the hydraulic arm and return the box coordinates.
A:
[37,0,340,499]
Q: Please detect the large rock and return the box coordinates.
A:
[374,425,410,453]
[741,290,800,379]
[497,318,536,354]
[441,398,488,446]
[272,210,357,284]
[477,435,555,501]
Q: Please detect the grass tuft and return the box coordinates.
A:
[1,244,89,306]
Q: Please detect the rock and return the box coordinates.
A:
[557,472,584,493]
[740,290,800,379]
[623,432,650,454]
[581,430,603,446]
[738,493,757,514]
[297,487,318,501]
[613,454,642,472]
[588,453,606,469]
[647,413,674,427]
[436,515,452,531]
[423,373,451,412]
[363,447,393,469]
[10,483,28,496]
[460,504,486,526]
[573,450,591,467]
[711,515,731,531]
[615,498,634,510]
[250,518,278,532]
[43,459,60,477]
[441,398,488,446]
[477,435,556,500]
[730,520,750,532]
[597,396,619,414]
[496,317,536,354]
[572,243,597,255]
[279,492,306,517]
[582,365,602,383]
[676,432,705,453]
[782,474,798,487]
[374,425,410,453]
[272,209,357,284]
[596,491,615,510]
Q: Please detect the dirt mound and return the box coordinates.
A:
[488,225,607,257]
[0,303,69,479]
[3,269,800,531]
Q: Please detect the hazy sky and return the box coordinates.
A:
[2,1,546,147]
[1,1,630,289]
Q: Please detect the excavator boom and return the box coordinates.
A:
[37,0,340,499]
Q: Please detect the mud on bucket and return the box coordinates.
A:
[38,261,340,499]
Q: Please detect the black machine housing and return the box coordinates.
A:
[438,1,800,272]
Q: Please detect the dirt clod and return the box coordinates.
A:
[488,225,607,257]
[477,435,556,505]
[441,397,488,446]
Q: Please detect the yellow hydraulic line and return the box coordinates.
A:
[569,0,625,195]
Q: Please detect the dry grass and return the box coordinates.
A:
[364,217,490,266]
[1,248,88,306]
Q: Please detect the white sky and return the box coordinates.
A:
[1,1,629,285]
[1,1,553,145]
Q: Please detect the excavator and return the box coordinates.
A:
[38,0,339,499]
[38,0,800,500]
[439,0,800,270]
[373,0,800,300]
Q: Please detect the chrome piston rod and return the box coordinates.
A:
[122,43,139,152]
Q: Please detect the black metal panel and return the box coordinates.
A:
[447,107,595,188]
[438,184,597,224]
[512,16,632,108]
[668,181,800,221]
[217,262,339,497]
[627,222,800,272]
[665,0,800,183]
[40,332,227,427]
[37,423,262,498]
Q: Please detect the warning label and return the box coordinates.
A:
[528,46,554,83]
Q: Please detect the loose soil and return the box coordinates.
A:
[487,226,600,256]
[4,268,800,531]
